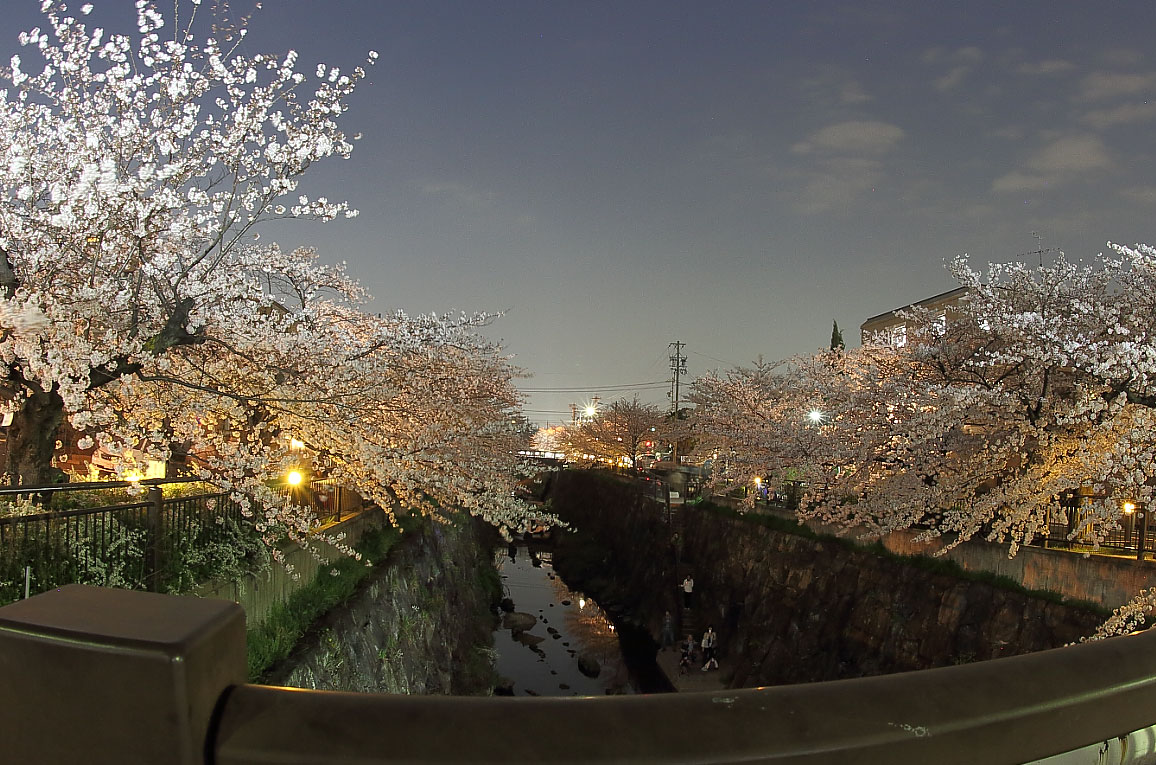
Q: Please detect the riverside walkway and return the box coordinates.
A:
[654,644,728,693]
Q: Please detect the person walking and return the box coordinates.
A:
[660,610,676,650]
[700,625,718,671]
[682,575,694,608]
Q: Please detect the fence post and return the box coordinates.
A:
[1138,506,1149,562]
[0,585,245,764]
[146,486,164,591]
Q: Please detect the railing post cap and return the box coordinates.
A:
[0,584,246,765]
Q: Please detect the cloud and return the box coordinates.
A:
[795,157,884,214]
[934,65,970,92]
[1078,71,1156,101]
[922,46,984,65]
[989,125,1028,140]
[1102,49,1144,67]
[789,121,906,212]
[791,120,905,155]
[421,181,495,208]
[1017,59,1076,76]
[1026,135,1111,174]
[1120,185,1156,205]
[796,70,873,108]
[991,135,1111,193]
[840,80,872,105]
[1079,102,1156,130]
[991,171,1051,194]
[922,46,984,93]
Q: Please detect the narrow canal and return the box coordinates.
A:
[492,542,673,696]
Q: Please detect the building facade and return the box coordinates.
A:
[859,286,968,347]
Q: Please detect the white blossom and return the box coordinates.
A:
[0,1,546,566]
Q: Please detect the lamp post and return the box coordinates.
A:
[1123,501,1136,550]
[1134,503,1149,562]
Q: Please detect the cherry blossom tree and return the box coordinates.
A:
[692,245,1156,558]
[560,396,667,468]
[0,2,544,556]
[692,244,1156,637]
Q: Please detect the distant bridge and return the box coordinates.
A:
[4,584,1156,764]
[516,449,565,466]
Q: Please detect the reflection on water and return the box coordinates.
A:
[493,544,634,696]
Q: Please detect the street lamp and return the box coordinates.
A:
[807,409,825,425]
[286,469,304,487]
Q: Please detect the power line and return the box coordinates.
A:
[690,349,740,368]
[518,380,669,393]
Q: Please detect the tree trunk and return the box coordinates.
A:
[6,390,66,489]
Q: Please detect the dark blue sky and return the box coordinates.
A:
[7,2,1156,424]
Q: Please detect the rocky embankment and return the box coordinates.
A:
[548,470,1105,688]
[265,517,499,694]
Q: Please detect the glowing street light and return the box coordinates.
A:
[583,404,597,419]
[807,409,825,425]
[1124,501,1137,514]
[286,469,304,487]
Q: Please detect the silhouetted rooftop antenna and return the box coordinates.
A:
[1020,231,1061,268]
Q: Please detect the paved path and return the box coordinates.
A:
[654,642,729,693]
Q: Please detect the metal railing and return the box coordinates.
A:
[1037,506,1156,559]
[0,481,252,601]
[303,477,365,527]
[0,477,365,604]
[3,584,1156,764]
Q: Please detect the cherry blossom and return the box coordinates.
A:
[0,2,548,562]
[691,243,1156,636]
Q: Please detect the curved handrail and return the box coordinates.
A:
[213,628,1156,764]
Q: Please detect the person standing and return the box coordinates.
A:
[682,575,694,608]
[700,625,718,671]
[660,610,676,650]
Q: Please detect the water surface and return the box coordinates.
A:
[493,543,667,696]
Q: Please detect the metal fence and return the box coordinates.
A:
[304,478,365,527]
[0,477,365,605]
[1036,504,1156,559]
[0,483,255,603]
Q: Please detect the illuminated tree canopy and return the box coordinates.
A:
[0,2,544,559]
[691,244,1156,633]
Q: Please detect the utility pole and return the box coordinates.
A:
[668,341,687,466]
[669,341,687,413]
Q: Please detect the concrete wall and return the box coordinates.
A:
[719,497,1156,610]
[881,530,1156,610]
[195,507,384,627]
